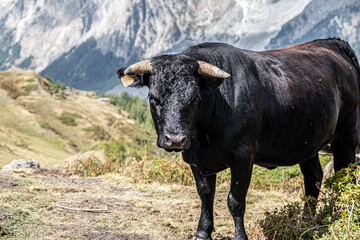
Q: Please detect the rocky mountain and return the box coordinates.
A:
[267,0,360,53]
[0,0,310,94]
[1,0,359,96]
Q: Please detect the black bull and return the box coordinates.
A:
[116,38,360,240]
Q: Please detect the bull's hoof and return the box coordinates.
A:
[193,230,212,240]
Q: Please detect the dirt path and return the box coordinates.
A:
[0,168,300,239]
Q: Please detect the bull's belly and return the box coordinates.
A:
[254,151,318,169]
[254,134,333,168]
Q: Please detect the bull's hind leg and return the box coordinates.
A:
[299,154,323,217]
[191,166,216,240]
[332,111,358,172]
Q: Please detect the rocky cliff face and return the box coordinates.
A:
[267,0,360,50]
[0,0,311,93]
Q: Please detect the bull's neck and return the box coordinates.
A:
[196,88,233,130]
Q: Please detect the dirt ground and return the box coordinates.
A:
[0,168,301,240]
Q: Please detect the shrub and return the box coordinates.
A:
[123,156,195,185]
[58,112,77,126]
[258,164,360,240]
[70,155,117,177]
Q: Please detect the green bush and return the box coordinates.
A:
[58,113,77,126]
[53,81,65,93]
[259,164,360,240]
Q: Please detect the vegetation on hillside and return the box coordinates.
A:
[0,69,145,167]
[101,92,154,131]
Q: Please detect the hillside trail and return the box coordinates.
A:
[0,168,300,239]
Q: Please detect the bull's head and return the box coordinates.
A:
[116,55,230,152]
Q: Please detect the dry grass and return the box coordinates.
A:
[0,168,301,240]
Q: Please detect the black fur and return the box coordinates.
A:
[116,38,360,240]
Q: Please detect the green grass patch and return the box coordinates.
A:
[25,78,35,83]
[38,120,51,130]
[21,84,38,93]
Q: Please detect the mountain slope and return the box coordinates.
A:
[0,68,142,167]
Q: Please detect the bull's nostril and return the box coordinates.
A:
[165,134,173,147]
[164,134,187,149]
[180,136,187,146]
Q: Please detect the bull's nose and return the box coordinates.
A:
[164,134,187,150]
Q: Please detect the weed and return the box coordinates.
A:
[25,78,35,83]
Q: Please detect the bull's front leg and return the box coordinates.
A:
[191,165,217,240]
[228,146,254,240]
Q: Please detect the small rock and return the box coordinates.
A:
[1,159,40,171]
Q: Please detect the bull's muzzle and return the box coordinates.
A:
[164,134,187,150]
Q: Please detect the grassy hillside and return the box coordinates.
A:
[0,68,150,167]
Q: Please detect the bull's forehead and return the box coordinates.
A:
[149,77,199,101]
[149,54,199,97]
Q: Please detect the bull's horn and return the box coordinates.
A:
[124,60,152,75]
[198,61,230,78]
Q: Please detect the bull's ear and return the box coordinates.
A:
[116,67,150,87]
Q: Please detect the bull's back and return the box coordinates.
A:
[253,40,360,166]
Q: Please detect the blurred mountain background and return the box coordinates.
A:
[0,0,359,96]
